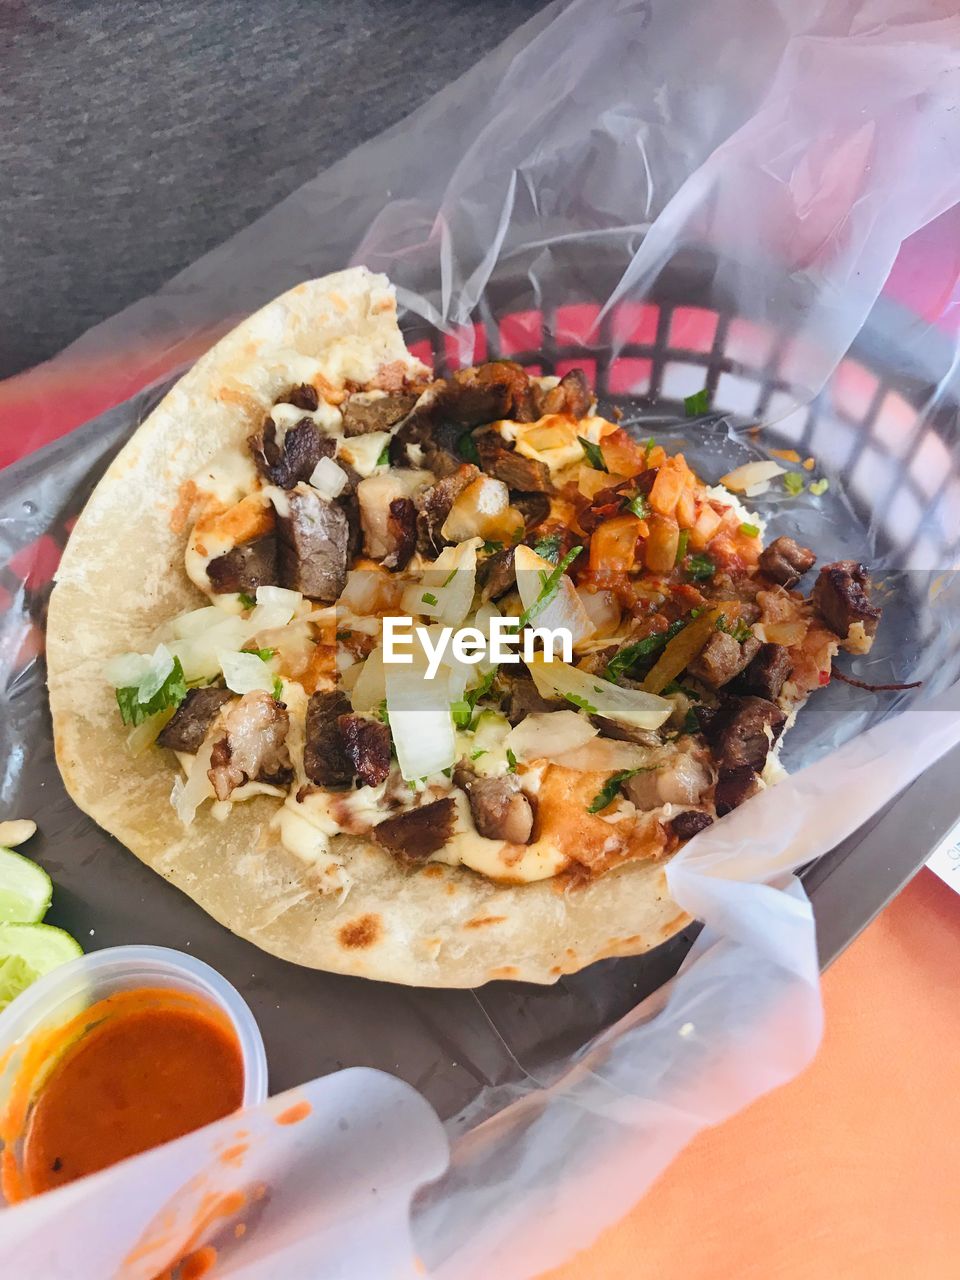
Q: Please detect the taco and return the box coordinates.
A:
[47,267,881,986]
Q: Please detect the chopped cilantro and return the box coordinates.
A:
[810,477,830,496]
[421,592,439,607]
[662,680,700,700]
[450,700,472,728]
[783,472,805,496]
[739,522,760,537]
[627,492,649,519]
[375,699,390,724]
[466,669,497,712]
[684,388,710,417]
[686,554,715,581]
[675,530,689,563]
[645,436,656,459]
[605,617,690,682]
[458,431,480,465]
[682,707,701,734]
[470,748,488,760]
[376,442,391,467]
[238,592,256,610]
[506,748,519,772]
[717,615,754,643]
[244,647,275,662]
[116,658,188,727]
[481,540,504,554]
[516,545,583,629]
[563,692,598,714]
[272,676,284,701]
[442,567,458,587]
[533,533,564,564]
[407,779,418,791]
[578,436,608,472]
[442,767,452,779]
[511,524,525,545]
[587,768,647,814]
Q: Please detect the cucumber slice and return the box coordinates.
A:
[0,953,40,1012]
[0,846,53,924]
[0,923,82,985]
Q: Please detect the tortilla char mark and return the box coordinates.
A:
[337,914,382,950]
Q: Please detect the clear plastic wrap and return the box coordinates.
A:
[2,0,960,1275]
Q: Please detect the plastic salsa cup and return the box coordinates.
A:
[0,945,267,1203]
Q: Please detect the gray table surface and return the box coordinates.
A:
[1,0,546,379]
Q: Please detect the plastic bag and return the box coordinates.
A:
[2,0,960,1275]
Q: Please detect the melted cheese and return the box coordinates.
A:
[339,431,391,478]
[271,399,343,437]
[430,791,568,882]
[190,448,259,509]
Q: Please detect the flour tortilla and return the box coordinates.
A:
[47,268,690,987]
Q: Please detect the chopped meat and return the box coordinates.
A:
[207,535,278,594]
[248,418,331,489]
[374,797,457,865]
[687,630,761,687]
[385,497,418,570]
[157,687,234,754]
[541,368,592,418]
[577,479,634,533]
[738,643,793,700]
[758,536,816,588]
[513,492,551,532]
[282,383,320,412]
[704,695,785,772]
[474,428,551,492]
[338,487,363,562]
[338,714,392,787]
[480,547,516,600]
[454,767,534,844]
[500,673,564,724]
[341,391,417,436]
[303,690,354,788]
[207,691,292,800]
[623,752,713,809]
[714,765,761,816]
[669,810,714,841]
[812,560,882,650]
[276,484,350,601]
[590,716,661,747]
[415,463,480,555]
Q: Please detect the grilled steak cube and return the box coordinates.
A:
[281,383,320,411]
[385,497,418,570]
[303,690,354,788]
[812,560,881,651]
[341,391,417,436]
[738,643,793,700]
[500,673,564,724]
[453,765,533,844]
[157,686,234,754]
[415,464,480,555]
[248,418,331,489]
[474,428,551,492]
[276,484,350,601]
[714,765,761,816]
[669,810,714,841]
[705,695,785,772]
[374,797,458,865]
[480,547,516,601]
[541,368,592,418]
[688,630,761,688]
[338,713,391,787]
[206,534,278,594]
[758,536,816,588]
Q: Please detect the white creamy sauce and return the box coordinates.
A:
[191,448,260,509]
[270,399,342,437]
[339,431,391,478]
[430,792,568,883]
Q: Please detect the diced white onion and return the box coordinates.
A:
[219,650,276,695]
[170,607,228,638]
[718,461,786,493]
[169,617,249,682]
[514,545,595,647]
[339,431,390,478]
[171,733,217,825]
[385,664,456,780]
[350,646,386,712]
[526,654,673,730]
[552,739,656,772]
[309,455,349,499]
[401,539,480,627]
[504,711,596,762]
[104,643,173,702]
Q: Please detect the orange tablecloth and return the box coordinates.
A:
[544,868,960,1280]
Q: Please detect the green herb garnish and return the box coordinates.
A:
[533,533,563,564]
[588,768,645,813]
[684,388,710,417]
[563,692,598,715]
[244,647,276,662]
[717,615,754,643]
[272,676,284,701]
[686,553,715,581]
[578,436,608,472]
[645,436,656,459]
[450,700,472,729]
[375,699,390,724]
[458,432,480,465]
[516,545,583,629]
[238,592,257,610]
[783,472,805,496]
[682,707,701,734]
[116,658,188,727]
[739,522,760,537]
[376,442,390,467]
[421,592,439,607]
[470,749,488,760]
[506,748,519,772]
[481,540,504,554]
[675,530,689,563]
[627,492,649,519]
[465,669,497,712]
[809,477,829,496]
[605,617,690,682]
[442,567,458,587]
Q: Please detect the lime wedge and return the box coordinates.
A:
[0,953,40,1012]
[0,923,82,1005]
[0,846,53,924]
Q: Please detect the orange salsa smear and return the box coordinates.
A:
[3,987,244,1200]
